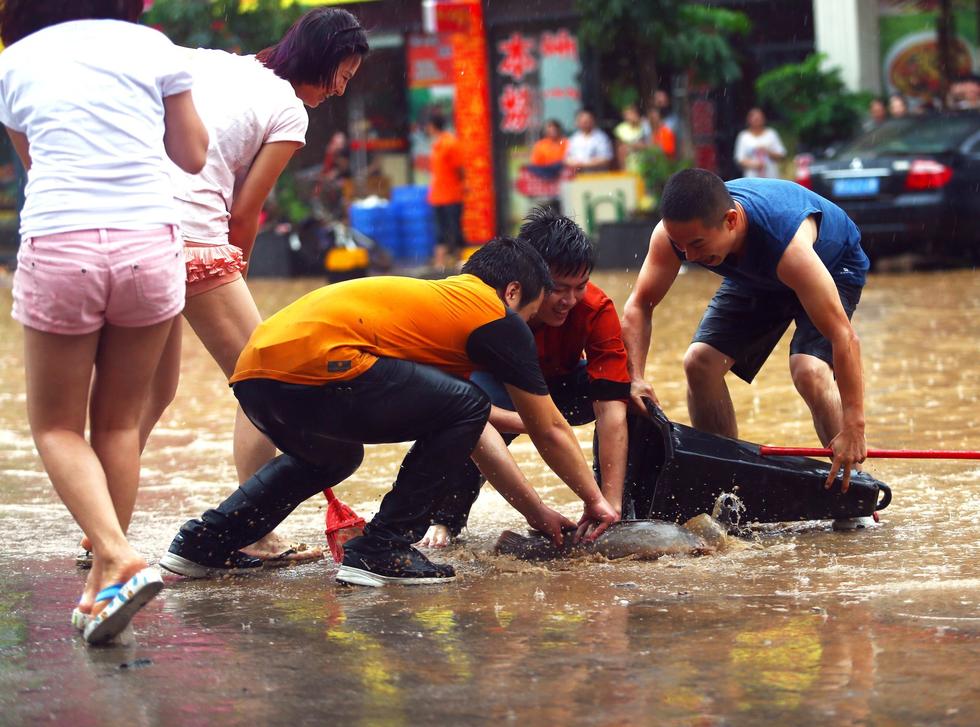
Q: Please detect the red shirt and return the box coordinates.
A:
[533,282,631,401]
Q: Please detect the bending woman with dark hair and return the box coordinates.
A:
[133,8,368,568]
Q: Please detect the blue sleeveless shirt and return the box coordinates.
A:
[682,179,869,293]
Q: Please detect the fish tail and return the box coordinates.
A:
[493,530,532,558]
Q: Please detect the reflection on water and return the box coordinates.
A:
[1,269,979,725]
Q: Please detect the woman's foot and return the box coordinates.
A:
[84,565,163,645]
[240,531,323,564]
[87,551,150,618]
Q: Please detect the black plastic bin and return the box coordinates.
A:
[623,402,892,524]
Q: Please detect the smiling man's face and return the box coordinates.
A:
[662,212,738,267]
[533,267,589,327]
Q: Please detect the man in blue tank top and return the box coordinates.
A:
[621,169,871,528]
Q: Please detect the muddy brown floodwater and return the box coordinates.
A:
[1,268,979,726]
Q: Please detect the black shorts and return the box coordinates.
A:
[692,279,862,383]
[433,202,463,252]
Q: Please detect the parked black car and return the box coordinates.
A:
[796,113,980,262]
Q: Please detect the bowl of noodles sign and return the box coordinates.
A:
[885,31,976,100]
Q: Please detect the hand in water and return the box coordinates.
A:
[415,524,452,548]
[576,497,620,542]
[526,506,576,548]
[825,426,867,492]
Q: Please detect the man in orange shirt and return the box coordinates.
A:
[160,238,620,586]
[426,111,465,270]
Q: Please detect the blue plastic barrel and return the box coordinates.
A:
[349,201,402,258]
[390,185,436,264]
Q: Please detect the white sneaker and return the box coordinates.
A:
[832,516,876,531]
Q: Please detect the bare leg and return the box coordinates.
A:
[790,353,842,447]
[182,279,314,559]
[181,279,277,478]
[139,319,182,451]
[25,321,172,613]
[75,320,182,556]
[90,320,177,533]
[683,342,738,438]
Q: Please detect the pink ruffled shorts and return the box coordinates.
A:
[184,242,247,298]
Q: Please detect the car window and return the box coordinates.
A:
[965,133,980,155]
[835,116,980,156]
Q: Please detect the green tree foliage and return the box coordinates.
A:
[755,54,871,151]
[144,0,303,53]
[574,0,750,102]
[662,5,752,86]
[635,146,688,208]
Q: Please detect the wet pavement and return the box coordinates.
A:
[1,268,979,726]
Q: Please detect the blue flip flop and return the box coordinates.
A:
[83,567,164,645]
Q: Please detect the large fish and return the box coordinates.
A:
[494,519,715,561]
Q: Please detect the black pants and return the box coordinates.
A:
[180,357,490,557]
[430,365,598,535]
[433,203,463,252]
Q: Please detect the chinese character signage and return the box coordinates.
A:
[451,3,495,245]
[494,28,581,136]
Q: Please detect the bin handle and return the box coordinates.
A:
[875,483,892,511]
[642,397,670,425]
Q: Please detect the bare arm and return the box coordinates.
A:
[228,140,303,263]
[507,385,619,538]
[5,128,30,170]
[469,422,575,546]
[487,404,526,435]
[777,216,866,490]
[620,222,682,412]
[575,157,611,171]
[163,90,208,174]
[592,398,628,515]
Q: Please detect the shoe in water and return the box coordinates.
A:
[336,545,455,587]
[832,515,876,531]
[159,531,263,578]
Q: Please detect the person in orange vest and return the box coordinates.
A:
[645,108,676,160]
[530,119,567,167]
[426,111,465,271]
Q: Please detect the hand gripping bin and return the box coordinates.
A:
[623,402,892,524]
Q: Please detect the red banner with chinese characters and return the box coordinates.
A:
[439,0,494,244]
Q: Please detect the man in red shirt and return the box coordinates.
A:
[426,111,464,270]
[420,208,632,546]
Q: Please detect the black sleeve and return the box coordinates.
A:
[589,378,632,401]
[466,309,549,395]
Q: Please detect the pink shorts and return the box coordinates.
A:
[184,242,246,299]
[12,226,184,335]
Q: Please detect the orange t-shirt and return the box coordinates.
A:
[530,137,566,166]
[232,274,519,386]
[428,131,464,205]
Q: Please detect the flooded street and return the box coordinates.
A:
[1,267,979,726]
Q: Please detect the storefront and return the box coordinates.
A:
[320,0,589,241]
